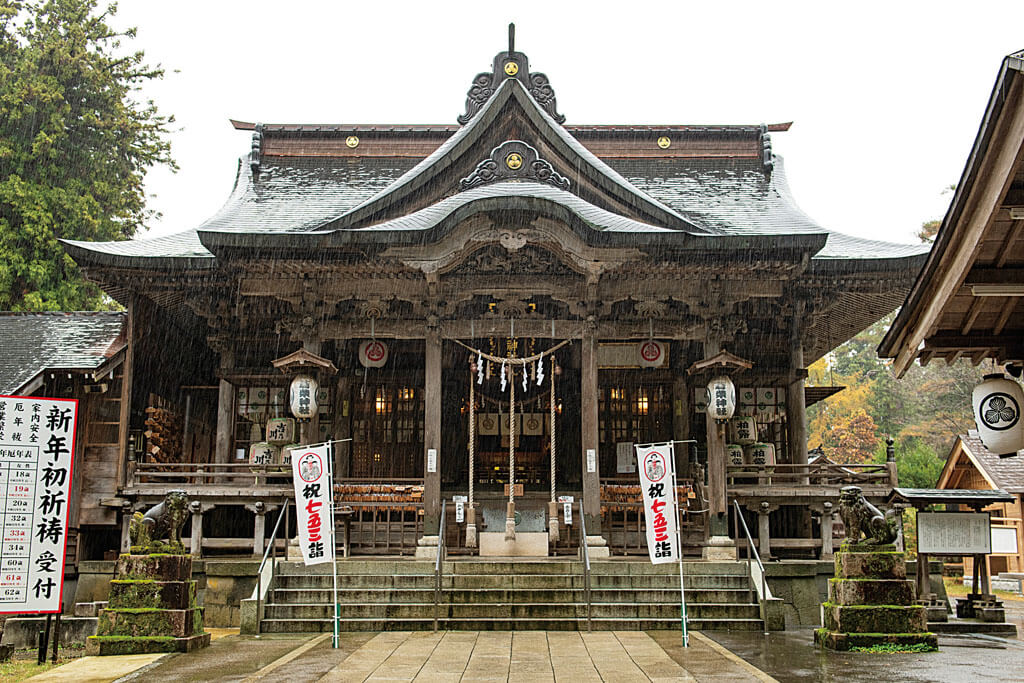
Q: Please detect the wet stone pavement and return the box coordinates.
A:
[708,602,1024,683]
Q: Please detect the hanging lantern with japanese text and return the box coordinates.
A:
[289,374,319,420]
[972,373,1024,457]
[706,375,736,422]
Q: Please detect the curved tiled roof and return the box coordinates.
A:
[0,312,126,394]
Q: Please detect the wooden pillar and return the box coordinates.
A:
[336,376,352,478]
[117,298,136,487]
[703,335,735,559]
[423,328,442,535]
[917,551,931,599]
[786,310,807,466]
[215,347,235,464]
[581,323,601,533]
[672,375,690,476]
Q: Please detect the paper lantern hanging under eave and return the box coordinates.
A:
[289,374,319,420]
[706,375,736,422]
[972,373,1024,457]
[359,339,389,368]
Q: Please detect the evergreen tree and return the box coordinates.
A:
[0,0,174,310]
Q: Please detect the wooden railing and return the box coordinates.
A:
[726,462,897,488]
[128,461,292,489]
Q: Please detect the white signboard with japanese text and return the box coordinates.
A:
[636,443,679,564]
[918,512,991,555]
[0,396,77,614]
[291,445,335,566]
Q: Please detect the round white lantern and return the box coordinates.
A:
[289,374,319,420]
[728,416,758,445]
[358,340,389,368]
[706,375,736,422]
[972,373,1024,455]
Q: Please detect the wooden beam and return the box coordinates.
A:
[961,297,986,335]
[971,348,992,365]
[995,220,1024,268]
[964,264,1024,284]
[994,296,1019,334]
[919,348,935,366]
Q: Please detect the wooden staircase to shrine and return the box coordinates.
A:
[258,559,764,632]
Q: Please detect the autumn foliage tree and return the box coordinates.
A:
[0,0,174,310]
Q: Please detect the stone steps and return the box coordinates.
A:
[274,573,750,590]
[263,602,760,620]
[269,587,752,604]
[259,560,763,632]
[259,616,764,633]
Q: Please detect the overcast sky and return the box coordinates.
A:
[113,1,1024,246]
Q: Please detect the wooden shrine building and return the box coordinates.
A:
[61,32,927,561]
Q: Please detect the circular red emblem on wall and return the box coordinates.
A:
[640,341,662,363]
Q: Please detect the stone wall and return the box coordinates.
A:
[764,560,948,627]
[73,559,259,628]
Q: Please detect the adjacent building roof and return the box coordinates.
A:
[879,49,1024,374]
[937,431,1024,494]
[0,312,127,395]
[889,487,1015,507]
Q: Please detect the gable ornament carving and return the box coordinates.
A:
[460,140,569,191]
[457,48,565,125]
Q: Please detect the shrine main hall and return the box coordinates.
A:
[60,32,925,568]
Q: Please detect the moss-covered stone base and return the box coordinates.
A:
[823,602,927,633]
[116,554,192,582]
[97,607,203,638]
[108,579,196,610]
[828,578,914,605]
[835,551,906,580]
[85,632,211,656]
[814,628,937,652]
[91,554,209,656]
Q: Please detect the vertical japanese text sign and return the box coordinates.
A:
[291,445,334,566]
[0,396,78,614]
[636,443,679,564]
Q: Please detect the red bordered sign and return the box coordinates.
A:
[0,395,78,614]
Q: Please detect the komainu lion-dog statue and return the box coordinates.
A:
[838,485,899,545]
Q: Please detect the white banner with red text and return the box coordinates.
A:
[291,444,334,566]
[635,442,679,565]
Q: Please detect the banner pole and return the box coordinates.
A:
[329,441,339,649]
[671,443,689,648]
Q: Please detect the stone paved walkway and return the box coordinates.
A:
[318,631,719,682]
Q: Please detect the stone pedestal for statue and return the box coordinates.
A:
[815,543,937,651]
[85,554,210,655]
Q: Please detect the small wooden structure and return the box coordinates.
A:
[889,487,1016,627]
[936,433,1024,576]
[56,33,926,560]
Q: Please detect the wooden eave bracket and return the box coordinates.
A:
[685,348,754,376]
[271,348,338,375]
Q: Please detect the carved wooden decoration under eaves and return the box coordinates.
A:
[449,244,577,278]
[460,140,570,191]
